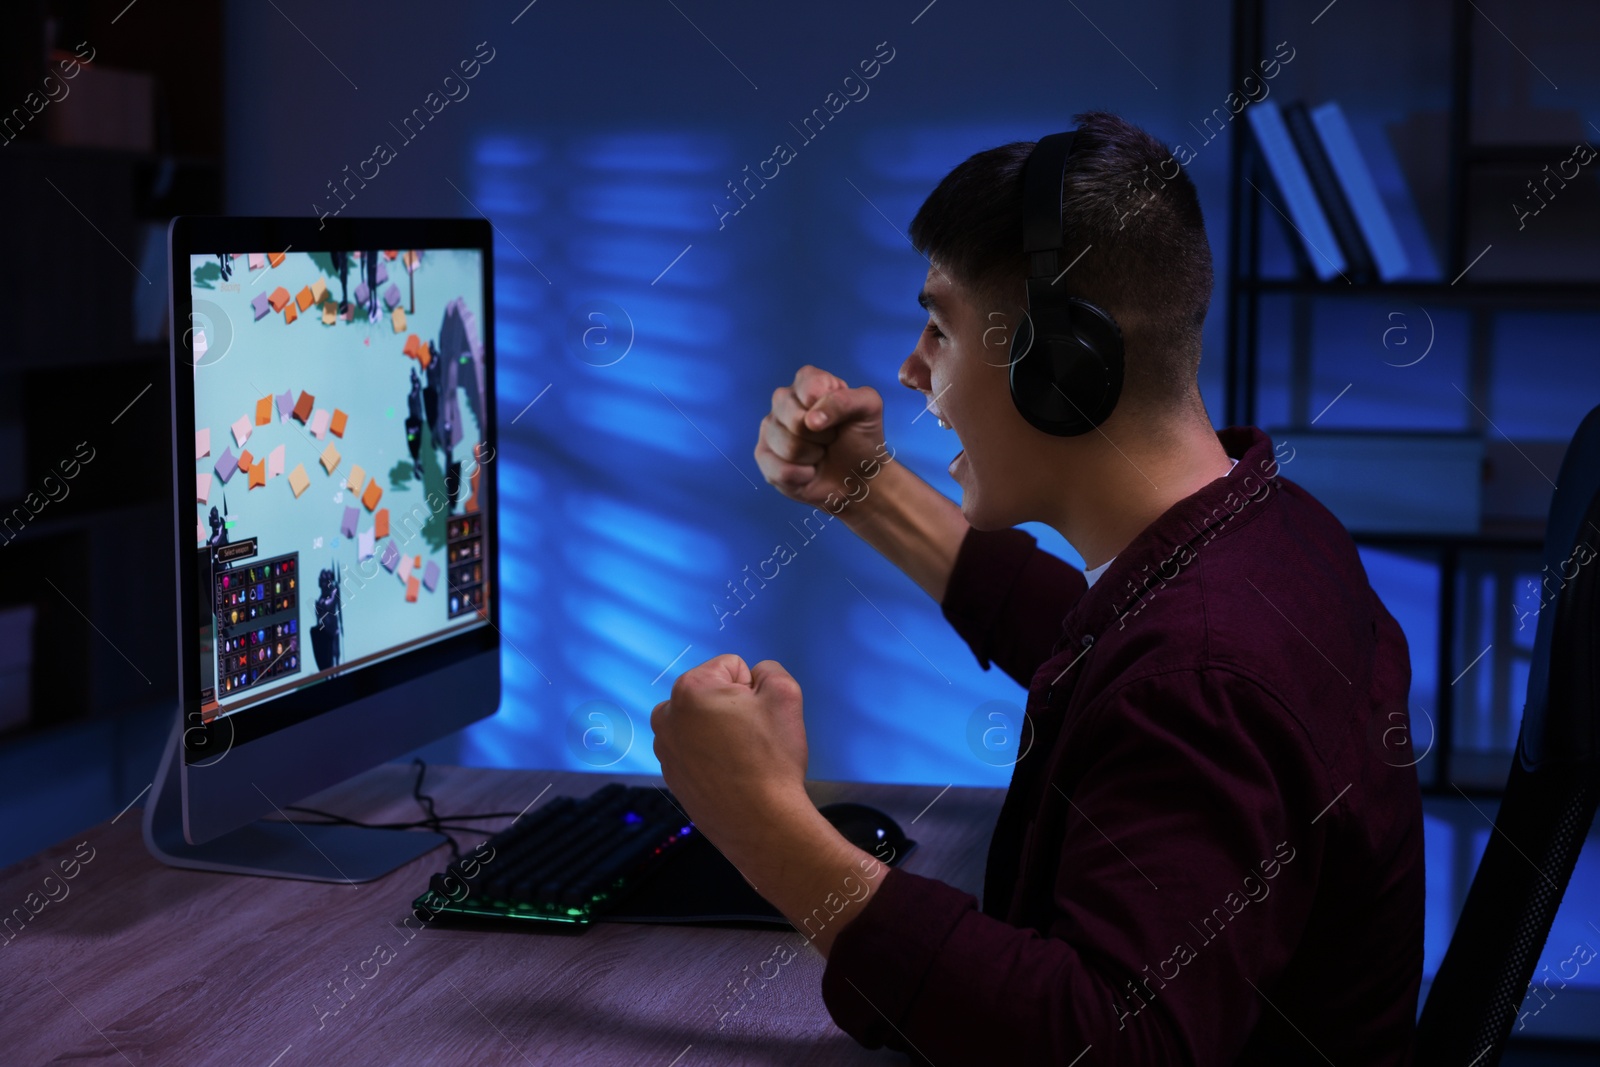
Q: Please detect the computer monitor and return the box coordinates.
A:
[144,217,501,882]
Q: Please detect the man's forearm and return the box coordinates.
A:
[722,799,885,959]
[838,460,970,603]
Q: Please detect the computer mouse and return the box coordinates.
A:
[817,802,916,866]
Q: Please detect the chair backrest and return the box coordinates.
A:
[1415,405,1600,1066]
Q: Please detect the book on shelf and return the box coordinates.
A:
[1284,101,1377,283]
[1307,101,1411,282]
[1245,100,1347,282]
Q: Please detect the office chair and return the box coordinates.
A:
[1414,404,1600,1066]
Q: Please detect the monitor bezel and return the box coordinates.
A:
[168,216,499,764]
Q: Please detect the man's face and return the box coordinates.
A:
[899,266,1042,530]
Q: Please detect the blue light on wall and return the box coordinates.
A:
[449,122,1105,787]
[460,128,768,774]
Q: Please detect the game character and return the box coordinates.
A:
[310,564,342,671]
[332,250,351,316]
[406,367,425,479]
[207,503,228,547]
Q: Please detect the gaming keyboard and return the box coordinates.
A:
[413,783,765,928]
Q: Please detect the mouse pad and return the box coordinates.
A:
[600,830,917,927]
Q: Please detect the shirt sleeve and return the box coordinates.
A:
[940,527,1087,688]
[819,669,1328,1066]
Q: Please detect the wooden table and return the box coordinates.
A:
[0,764,1003,1066]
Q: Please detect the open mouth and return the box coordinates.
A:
[926,400,963,475]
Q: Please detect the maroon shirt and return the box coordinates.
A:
[821,427,1424,1065]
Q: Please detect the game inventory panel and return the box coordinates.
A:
[447,514,485,619]
[212,552,301,697]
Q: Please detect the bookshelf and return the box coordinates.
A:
[1222,0,1598,794]
[0,1,222,741]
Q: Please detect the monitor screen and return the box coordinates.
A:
[186,248,492,727]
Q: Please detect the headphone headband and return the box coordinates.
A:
[1007,128,1126,437]
[1021,131,1077,277]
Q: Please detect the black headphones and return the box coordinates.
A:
[1008,130,1125,437]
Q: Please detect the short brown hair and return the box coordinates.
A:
[908,110,1213,415]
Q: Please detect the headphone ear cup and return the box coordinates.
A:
[1060,301,1124,427]
[1008,315,1053,423]
[1009,300,1125,437]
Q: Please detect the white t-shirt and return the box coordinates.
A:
[1083,457,1238,587]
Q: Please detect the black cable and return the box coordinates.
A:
[410,758,461,860]
[282,809,525,827]
[279,812,496,834]
[403,759,442,857]
[280,759,533,859]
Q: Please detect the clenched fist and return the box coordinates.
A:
[754,365,894,514]
[652,654,810,855]
[651,653,889,956]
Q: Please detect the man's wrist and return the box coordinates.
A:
[722,796,888,958]
[833,460,969,603]
[833,457,910,535]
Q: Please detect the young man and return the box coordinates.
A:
[651,111,1424,1064]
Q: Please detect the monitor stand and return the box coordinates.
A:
[143,717,446,884]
